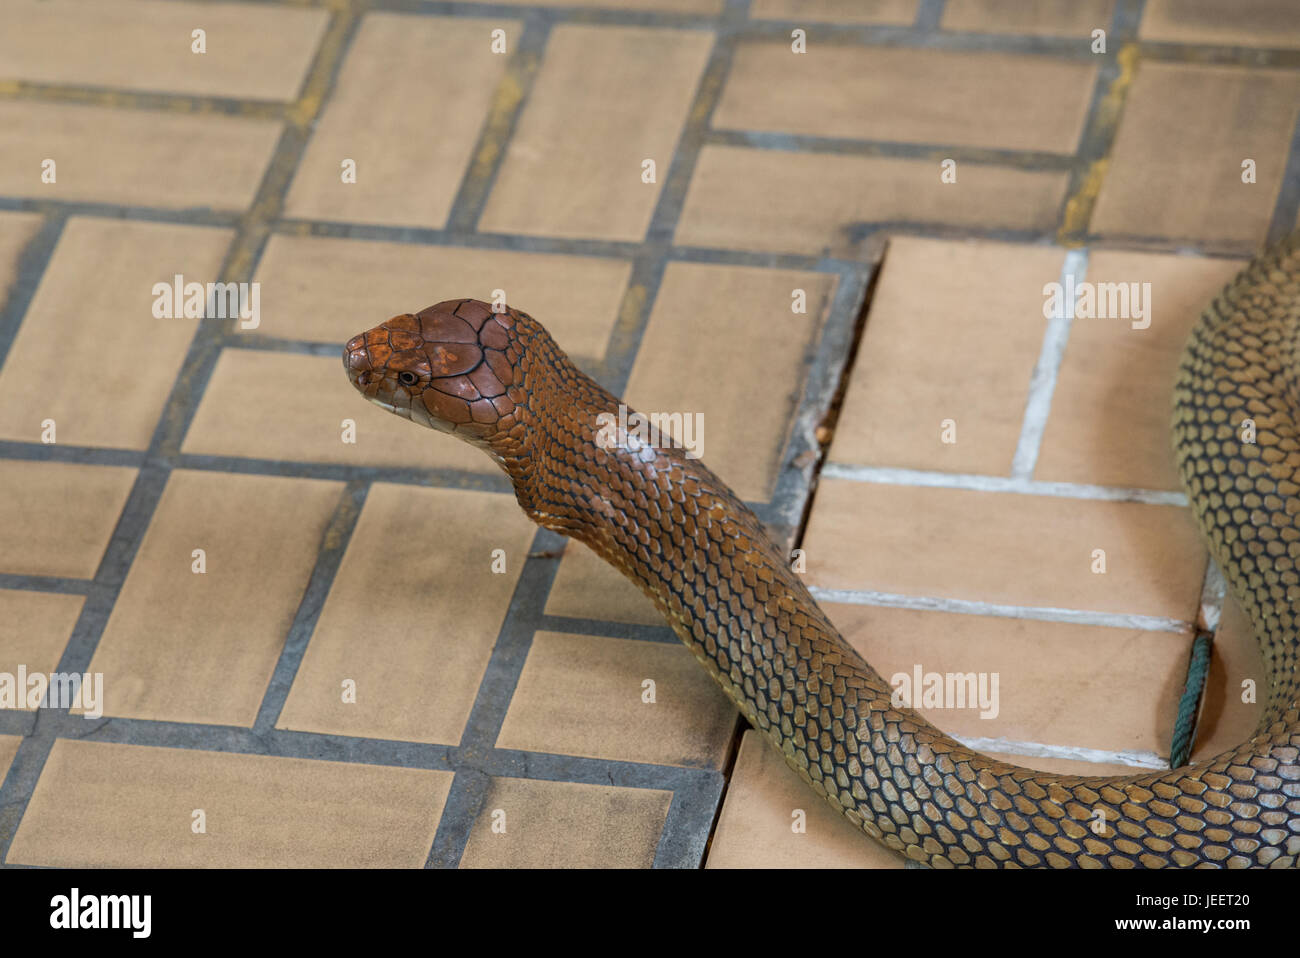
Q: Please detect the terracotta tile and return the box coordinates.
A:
[0,102,278,209]
[285,14,519,228]
[715,47,1096,153]
[480,26,713,241]
[1191,594,1266,762]
[7,739,451,867]
[1034,250,1245,490]
[822,602,1187,754]
[624,262,833,502]
[181,350,492,475]
[545,540,664,626]
[84,470,342,726]
[459,777,672,868]
[1,0,328,100]
[942,0,1116,35]
[676,146,1068,256]
[0,462,137,578]
[706,730,904,867]
[253,234,629,359]
[749,0,917,24]
[496,631,737,766]
[0,590,85,712]
[0,735,20,783]
[472,0,720,8]
[803,479,1206,619]
[826,237,1062,476]
[0,218,232,450]
[1140,0,1300,49]
[277,485,537,744]
[0,211,43,301]
[1091,64,1300,245]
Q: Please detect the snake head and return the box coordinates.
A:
[343,299,519,452]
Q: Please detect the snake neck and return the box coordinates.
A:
[487,283,1300,869]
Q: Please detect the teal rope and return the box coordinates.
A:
[1169,631,1213,769]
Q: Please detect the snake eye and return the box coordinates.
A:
[398,371,419,387]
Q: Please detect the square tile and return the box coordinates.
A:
[714,46,1096,152]
[545,539,664,626]
[495,631,737,766]
[676,146,1068,256]
[181,350,492,474]
[624,261,835,501]
[459,777,672,868]
[285,14,521,228]
[0,461,137,579]
[826,237,1064,476]
[749,0,917,24]
[252,233,630,360]
[803,478,1206,619]
[0,102,279,209]
[480,25,713,241]
[277,485,538,745]
[85,470,343,726]
[0,218,232,449]
[1140,0,1300,49]
[7,739,452,867]
[942,0,1117,36]
[1091,64,1300,245]
[0,0,328,100]
[0,590,85,712]
[823,602,1189,755]
[706,730,905,867]
[1034,250,1245,490]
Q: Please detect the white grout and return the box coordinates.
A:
[808,586,1191,633]
[954,734,1168,771]
[1009,247,1089,480]
[1196,559,1227,633]
[819,462,1188,506]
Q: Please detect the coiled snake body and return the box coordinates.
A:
[345,232,1300,868]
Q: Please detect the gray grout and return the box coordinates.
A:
[3,0,1299,871]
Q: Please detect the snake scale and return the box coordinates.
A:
[345,230,1300,868]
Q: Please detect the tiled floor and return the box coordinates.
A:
[0,0,1296,869]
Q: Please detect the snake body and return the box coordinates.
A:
[345,231,1300,868]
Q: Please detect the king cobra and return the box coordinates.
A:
[344,231,1300,868]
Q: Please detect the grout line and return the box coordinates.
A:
[252,481,369,733]
[0,215,67,375]
[537,615,680,645]
[1196,559,1227,634]
[0,196,242,228]
[0,80,289,118]
[820,462,1187,506]
[651,769,727,868]
[705,128,1078,169]
[1266,107,1300,246]
[0,1,366,868]
[956,734,1167,770]
[443,13,550,233]
[1056,0,1145,246]
[1010,247,1087,479]
[0,575,97,597]
[808,586,1191,634]
[425,527,570,867]
[913,0,946,33]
